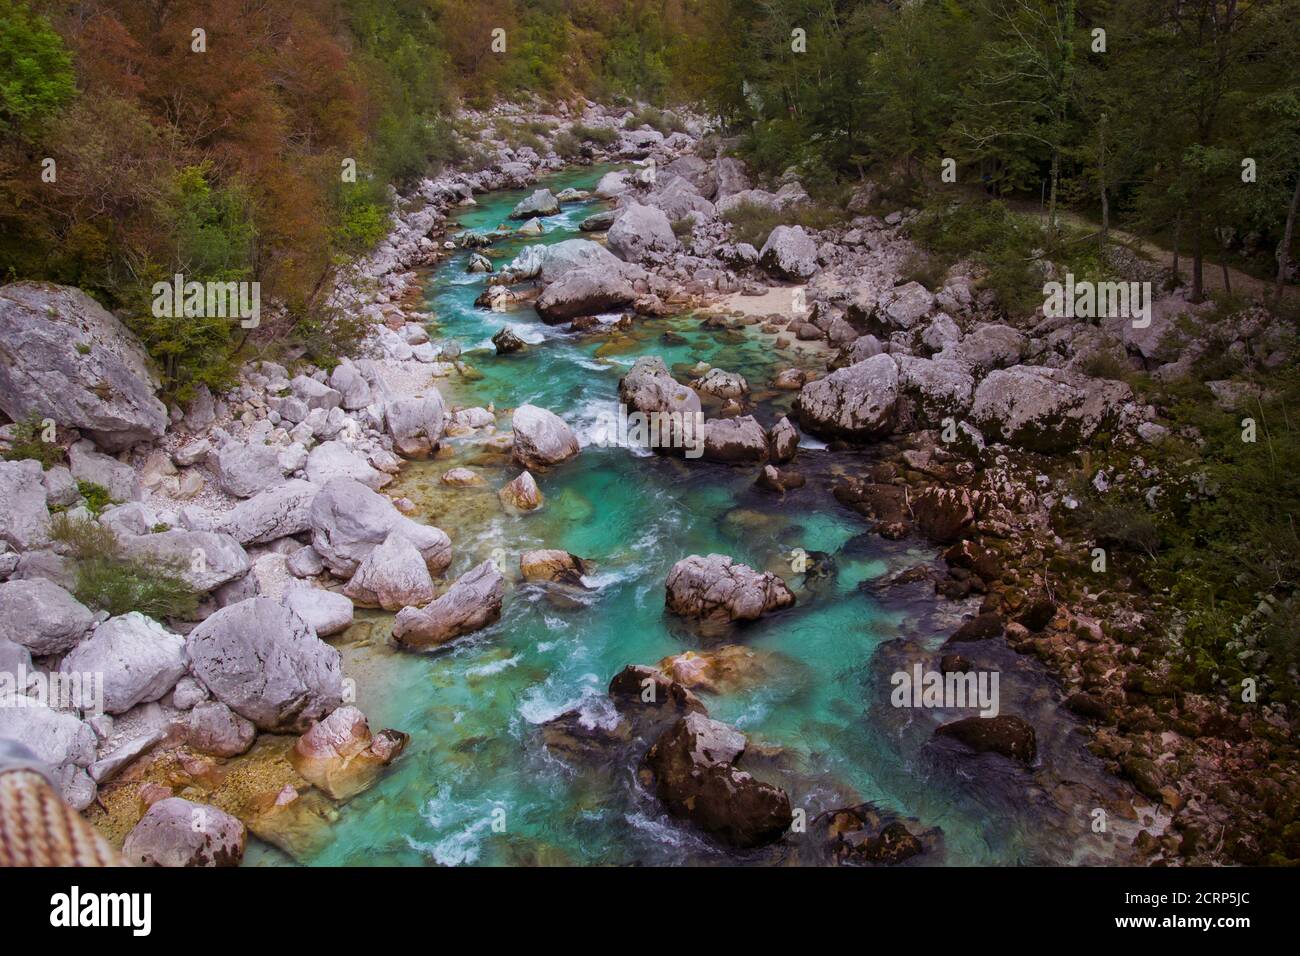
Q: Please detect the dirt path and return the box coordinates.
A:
[1008,199,1294,301]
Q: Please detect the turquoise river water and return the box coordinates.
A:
[251,164,1136,867]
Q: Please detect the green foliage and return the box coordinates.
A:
[623,107,684,135]
[332,177,392,254]
[74,479,114,516]
[2,413,63,468]
[50,512,199,619]
[570,123,618,147]
[722,199,841,249]
[909,199,1112,317]
[0,0,75,137]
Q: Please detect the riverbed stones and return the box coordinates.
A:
[185,596,344,733]
[0,699,97,809]
[391,561,505,649]
[692,367,749,399]
[306,440,390,489]
[0,281,167,451]
[342,529,436,611]
[0,578,94,654]
[59,612,186,714]
[309,477,451,577]
[69,442,142,503]
[385,393,447,459]
[120,529,250,592]
[288,705,408,800]
[519,549,589,586]
[665,554,795,624]
[210,441,284,498]
[511,404,580,469]
[768,416,799,463]
[640,713,792,848]
[122,797,245,867]
[701,415,769,463]
[796,353,899,441]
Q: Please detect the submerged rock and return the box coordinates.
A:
[519,549,590,586]
[499,470,543,512]
[935,714,1037,764]
[289,705,408,800]
[640,713,792,848]
[391,561,505,650]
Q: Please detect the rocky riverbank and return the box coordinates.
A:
[0,95,1294,866]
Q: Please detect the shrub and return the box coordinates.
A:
[552,130,581,160]
[2,413,63,468]
[570,123,617,147]
[74,479,114,516]
[722,200,841,249]
[50,513,199,619]
[622,107,684,135]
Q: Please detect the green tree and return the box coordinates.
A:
[0,0,75,137]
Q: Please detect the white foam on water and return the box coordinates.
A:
[465,654,521,677]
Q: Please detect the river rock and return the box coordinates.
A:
[768,416,799,463]
[391,561,505,649]
[702,416,769,463]
[970,365,1132,453]
[796,353,899,440]
[120,529,250,593]
[880,282,935,330]
[185,700,256,757]
[579,210,617,232]
[218,479,319,545]
[607,203,678,262]
[210,441,284,499]
[640,713,792,848]
[0,699,97,809]
[519,549,589,586]
[895,355,975,426]
[440,467,484,486]
[185,596,344,733]
[0,459,50,550]
[535,267,635,322]
[594,170,629,199]
[692,367,749,399]
[936,323,1025,373]
[326,361,373,410]
[618,356,702,417]
[512,404,579,468]
[59,612,186,714]
[305,440,390,490]
[935,714,1037,763]
[499,470,543,511]
[0,282,167,451]
[386,393,447,459]
[309,477,451,577]
[509,188,560,219]
[493,326,526,354]
[288,705,408,800]
[759,225,818,281]
[665,554,795,624]
[0,578,94,654]
[342,530,436,611]
[122,797,245,867]
[68,442,141,503]
[281,582,353,637]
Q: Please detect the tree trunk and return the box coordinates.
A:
[1099,114,1109,248]
[1192,210,1204,302]
[1278,173,1300,300]
[1172,214,1181,286]
[1047,149,1060,247]
[1216,218,1232,296]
